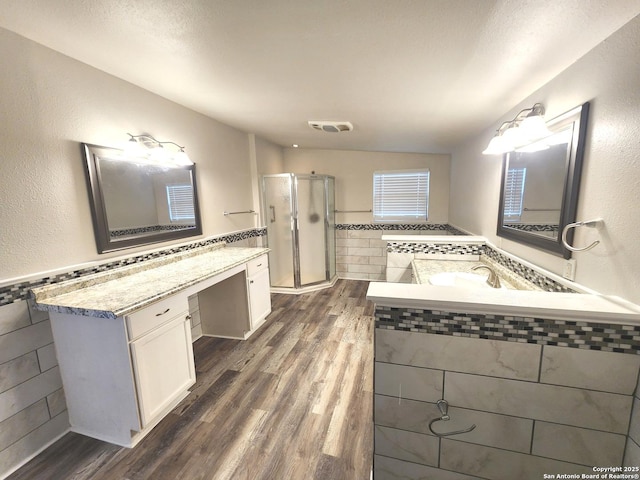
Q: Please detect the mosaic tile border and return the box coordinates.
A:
[375,306,640,355]
[507,224,559,233]
[110,224,195,238]
[0,228,267,307]
[482,245,577,293]
[387,242,483,255]
[336,223,458,232]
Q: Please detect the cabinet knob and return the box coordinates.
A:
[250,280,254,284]
[185,314,192,321]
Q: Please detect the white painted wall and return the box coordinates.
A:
[283,148,450,225]
[255,136,285,176]
[0,27,256,283]
[450,15,640,304]
[252,135,285,228]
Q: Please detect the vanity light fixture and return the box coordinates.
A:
[124,133,193,166]
[482,103,553,155]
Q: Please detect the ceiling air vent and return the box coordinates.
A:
[308,121,353,133]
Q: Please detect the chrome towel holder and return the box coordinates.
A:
[428,399,476,437]
[224,210,256,216]
[561,218,603,252]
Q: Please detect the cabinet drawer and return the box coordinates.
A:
[247,254,269,277]
[126,293,189,340]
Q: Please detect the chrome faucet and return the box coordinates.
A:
[471,264,501,288]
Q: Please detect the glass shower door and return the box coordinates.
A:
[326,177,336,279]
[262,175,295,288]
[296,176,328,286]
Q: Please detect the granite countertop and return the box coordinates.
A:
[30,244,270,319]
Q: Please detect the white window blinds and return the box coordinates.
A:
[503,167,527,222]
[166,184,195,222]
[373,169,430,222]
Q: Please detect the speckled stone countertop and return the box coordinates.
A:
[411,257,541,291]
[30,243,270,319]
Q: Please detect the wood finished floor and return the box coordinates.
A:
[8,279,374,480]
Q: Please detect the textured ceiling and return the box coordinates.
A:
[1,1,639,153]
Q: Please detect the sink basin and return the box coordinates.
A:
[428,272,495,288]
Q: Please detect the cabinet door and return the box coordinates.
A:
[248,267,272,329]
[130,313,195,427]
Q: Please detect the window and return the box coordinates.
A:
[373,169,429,222]
[503,167,527,222]
[166,184,195,222]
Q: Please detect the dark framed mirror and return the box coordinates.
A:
[497,102,590,259]
[83,143,202,253]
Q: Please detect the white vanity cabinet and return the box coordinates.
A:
[127,296,195,428]
[49,292,195,448]
[247,254,271,330]
[34,246,272,447]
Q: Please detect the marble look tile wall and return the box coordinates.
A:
[0,228,263,478]
[374,325,640,479]
[625,373,640,467]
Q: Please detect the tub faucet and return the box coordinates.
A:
[471,265,501,288]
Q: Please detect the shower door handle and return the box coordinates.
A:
[269,205,276,223]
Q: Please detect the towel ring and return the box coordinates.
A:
[428,399,476,437]
[561,219,603,252]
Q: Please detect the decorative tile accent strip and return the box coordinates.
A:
[483,245,578,293]
[387,242,483,255]
[110,224,196,238]
[0,228,267,307]
[336,223,456,232]
[506,224,559,234]
[375,306,640,355]
[444,225,467,236]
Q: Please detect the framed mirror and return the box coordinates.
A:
[83,143,202,253]
[497,102,590,259]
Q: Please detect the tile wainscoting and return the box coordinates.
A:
[336,224,462,281]
[374,306,640,479]
[0,228,265,479]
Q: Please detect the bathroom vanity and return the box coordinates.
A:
[30,243,271,447]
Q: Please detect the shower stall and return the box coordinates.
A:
[261,174,336,292]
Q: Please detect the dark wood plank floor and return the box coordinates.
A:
[8,279,374,480]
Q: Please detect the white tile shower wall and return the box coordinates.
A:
[336,230,387,281]
[374,327,640,479]
[335,228,457,281]
[0,300,68,478]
